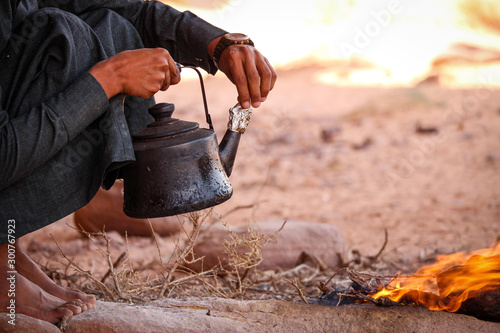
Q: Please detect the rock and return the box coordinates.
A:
[486,153,500,164]
[2,298,498,332]
[433,43,500,66]
[74,182,185,237]
[0,313,60,333]
[420,43,500,86]
[187,220,345,272]
[321,126,342,143]
[62,298,500,333]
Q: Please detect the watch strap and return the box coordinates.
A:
[213,34,254,67]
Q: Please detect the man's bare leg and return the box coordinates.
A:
[14,241,96,310]
[0,242,84,323]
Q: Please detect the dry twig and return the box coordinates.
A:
[284,278,309,304]
[50,234,117,301]
[157,210,211,298]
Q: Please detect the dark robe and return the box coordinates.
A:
[0,0,226,243]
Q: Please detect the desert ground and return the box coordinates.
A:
[0,47,492,332]
[2,0,498,330]
[20,56,500,284]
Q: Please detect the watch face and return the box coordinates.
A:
[225,33,249,41]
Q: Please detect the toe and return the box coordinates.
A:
[61,300,83,315]
[52,308,73,324]
[69,288,97,306]
[85,294,97,305]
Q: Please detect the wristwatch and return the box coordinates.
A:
[213,33,254,67]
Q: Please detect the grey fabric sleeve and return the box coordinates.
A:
[0,73,109,190]
[135,1,227,74]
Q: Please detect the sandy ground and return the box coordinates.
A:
[161,63,500,257]
[21,61,500,284]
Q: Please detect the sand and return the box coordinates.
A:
[20,59,500,287]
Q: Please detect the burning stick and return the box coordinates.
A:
[436,254,500,321]
[319,245,500,322]
[370,246,500,321]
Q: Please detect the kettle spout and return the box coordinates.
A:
[219,104,252,177]
[219,130,241,177]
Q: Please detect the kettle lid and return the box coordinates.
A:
[132,103,199,140]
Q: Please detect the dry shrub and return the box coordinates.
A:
[50,228,158,302]
[222,220,285,270]
[47,211,287,302]
[215,220,286,296]
[45,215,425,304]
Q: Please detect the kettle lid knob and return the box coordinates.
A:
[149,103,175,121]
[132,103,199,140]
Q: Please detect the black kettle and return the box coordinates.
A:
[122,66,252,218]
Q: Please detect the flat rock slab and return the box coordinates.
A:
[0,314,60,333]
[188,220,346,272]
[2,298,499,333]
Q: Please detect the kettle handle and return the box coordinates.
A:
[178,64,214,130]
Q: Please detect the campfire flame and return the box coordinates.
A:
[371,245,500,313]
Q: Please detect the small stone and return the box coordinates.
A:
[486,153,500,164]
[321,127,342,143]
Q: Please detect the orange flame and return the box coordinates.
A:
[371,245,500,312]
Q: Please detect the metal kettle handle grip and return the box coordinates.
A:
[178,64,214,130]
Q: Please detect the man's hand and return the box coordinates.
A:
[88,48,181,99]
[211,42,277,109]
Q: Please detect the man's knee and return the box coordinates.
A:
[78,8,132,28]
[0,7,105,114]
[8,7,97,57]
[78,8,143,54]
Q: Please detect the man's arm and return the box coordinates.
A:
[39,0,277,107]
[0,74,109,190]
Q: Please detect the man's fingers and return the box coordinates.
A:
[218,45,277,109]
[265,56,277,95]
[228,47,262,108]
[158,48,181,91]
[161,54,182,91]
[227,50,252,109]
[168,58,181,85]
[93,48,184,99]
[242,49,262,108]
[256,56,274,101]
[161,67,171,91]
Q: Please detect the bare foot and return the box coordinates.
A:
[13,242,96,310]
[0,269,76,324]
